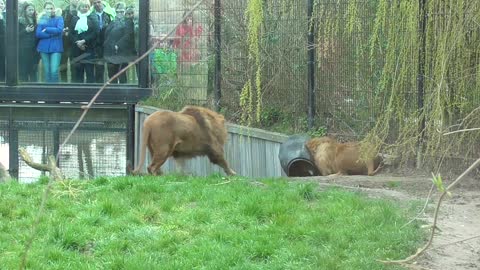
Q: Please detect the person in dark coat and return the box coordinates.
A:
[69,0,98,83]
[60,0,78,82]
[18,2,39,82]
[89,0,113,83]
[0,0,5,82]
[103,2,135,83]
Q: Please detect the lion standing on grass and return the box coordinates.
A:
[133,106,236,176]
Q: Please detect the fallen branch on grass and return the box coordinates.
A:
[18,148,64,181]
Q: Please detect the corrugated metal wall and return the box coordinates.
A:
[134,105,288,178]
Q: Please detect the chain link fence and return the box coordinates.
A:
[0,106,129,182]
[147,0,411,137]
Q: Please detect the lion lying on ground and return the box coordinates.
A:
[305,136,382,176]
[132,106,236,176]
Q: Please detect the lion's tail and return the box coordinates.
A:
[133,125,150,174]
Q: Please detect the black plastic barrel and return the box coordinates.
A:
[278,134,319,177]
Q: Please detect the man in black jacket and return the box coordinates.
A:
[89,0,112,83]
[61,0,78,82]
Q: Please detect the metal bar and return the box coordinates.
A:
[8,108,18,179]
[214,0,222,111]
[126,104,135,172]
[0,85,152,103]
[5,0,18,85]
[53,128,60,167]
[307,0,316,130]
[138,0,150,88]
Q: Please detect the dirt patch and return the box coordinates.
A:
[290,173,480,270]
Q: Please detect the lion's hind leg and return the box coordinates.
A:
[148,145,173,176]
[207,145,236,176]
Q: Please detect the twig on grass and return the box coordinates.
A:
[430,234,480,250]
[210,180,232,186]
[401,183,435,229]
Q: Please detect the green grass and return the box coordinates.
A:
[0,175,424,269]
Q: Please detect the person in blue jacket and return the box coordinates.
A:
[36,1,64,83]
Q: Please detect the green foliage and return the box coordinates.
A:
[431,173,452,197]
[240,0,264,126]
[152,49,177,75]
[307,125,327,138]
[0,177,425,269]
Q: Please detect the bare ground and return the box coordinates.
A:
[290,173,480,270]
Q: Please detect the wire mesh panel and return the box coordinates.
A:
[59,130,127,179]
[149,0,212,109]
[221,1,309,132]
[17,129,54,183]
[0,105,130,182]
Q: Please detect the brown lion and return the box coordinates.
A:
[132,106,236,176]
[305,136,382,176]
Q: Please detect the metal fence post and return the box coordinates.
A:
[6,0,18,85]
[214,0,222,111]
[138,0,150,88]
[8,108,18,179]
[127,105,135,172]
[307,0,316,130]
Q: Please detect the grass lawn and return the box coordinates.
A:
[0,175,424,269]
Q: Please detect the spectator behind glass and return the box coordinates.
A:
[125,6,138,54]
[36,1,64,83]
[173,11,203,74]
[18,2,39,82]
[89,0,114,83]
[0,0,5,81]
[70,0,98,83]
[125,5,138,80]
[61,0,79,82]
[104,2,136,84]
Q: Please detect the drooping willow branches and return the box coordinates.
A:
[241,0,480,170]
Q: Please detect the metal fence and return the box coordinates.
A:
[147,0,384,136]
[0,105,130,183]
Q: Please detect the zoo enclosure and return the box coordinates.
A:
[148,0,480,174]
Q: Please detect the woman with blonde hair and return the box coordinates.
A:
[69,0,98,83]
